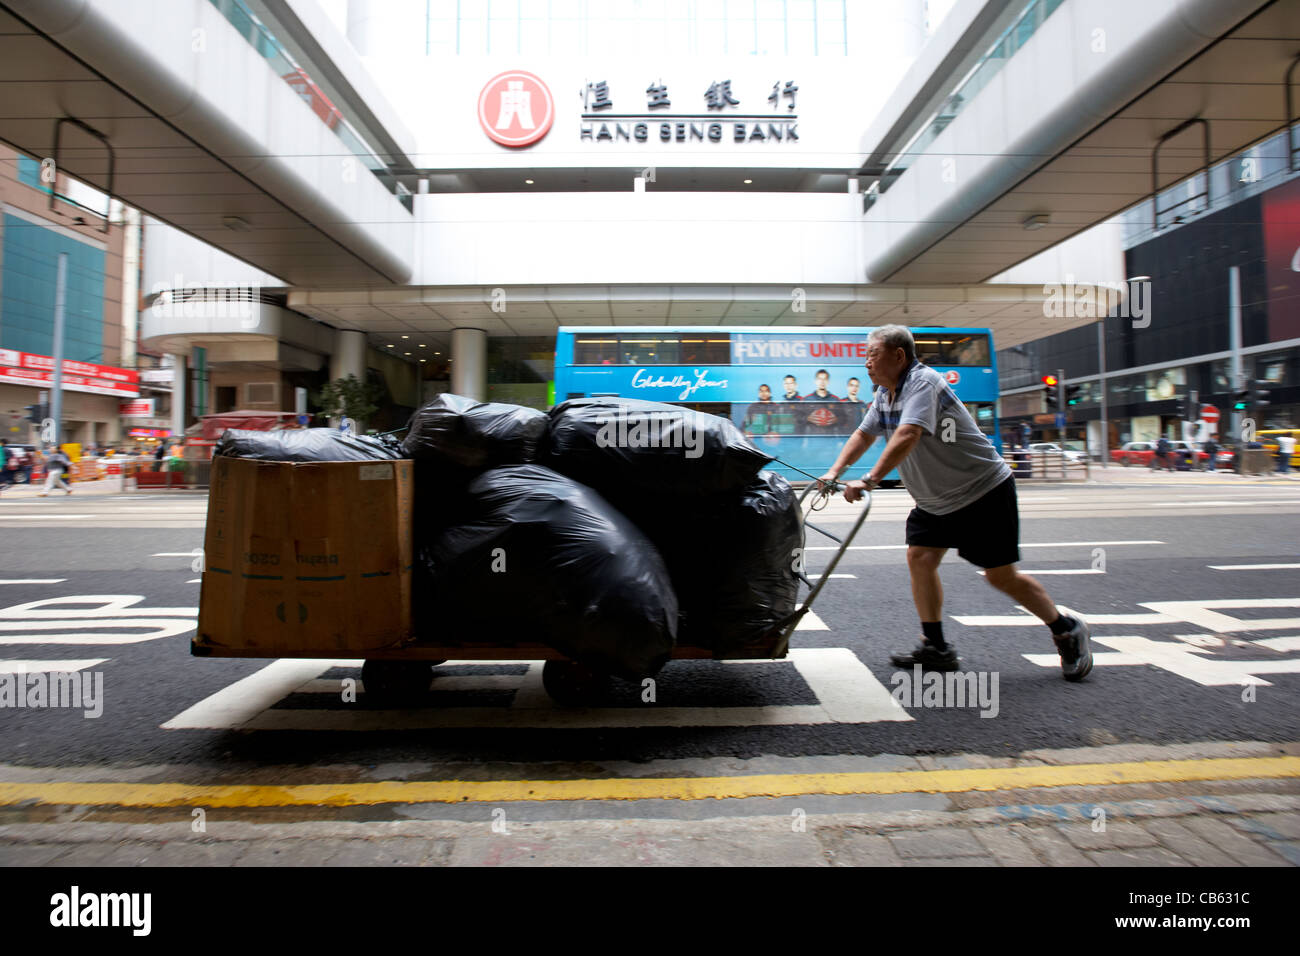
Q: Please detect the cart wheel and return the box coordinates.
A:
[362,660,432,704]
[542,660,608,705]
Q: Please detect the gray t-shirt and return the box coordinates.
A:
[858,361,1011,515]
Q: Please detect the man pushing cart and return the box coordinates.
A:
[817,325,1093,681]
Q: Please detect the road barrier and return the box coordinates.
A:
[1005,451,1089,482]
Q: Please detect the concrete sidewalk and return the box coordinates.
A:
[2,741,1297,866]
[2,791,1296,867]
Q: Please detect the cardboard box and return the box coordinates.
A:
[195,456,413,656]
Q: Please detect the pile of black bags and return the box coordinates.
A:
[217,394,804,677]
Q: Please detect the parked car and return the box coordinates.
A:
[1111,441,1156,466]
[1028,442,1084,463]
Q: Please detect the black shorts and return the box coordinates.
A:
[905,476,1020,569]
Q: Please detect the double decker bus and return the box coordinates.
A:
[553,325,1001,483]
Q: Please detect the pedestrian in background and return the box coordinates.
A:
[39,447,72,496]
[1203,435,1218,472]
[1277,433,1295,474]
[0,439,8,496]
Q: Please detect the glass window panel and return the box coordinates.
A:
[756,17,784,54]
[945,334,991,366]
[458,16,487,54]
[573,336,620,365]
[786,17,814,53]
[913,336,945,366]
[489,17,519,53]
[728,18,755,54]
[550,23,583,55]
[698,17,727,54]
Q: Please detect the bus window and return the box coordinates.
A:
[620,336,680,365]
[914,336,945,365]
[945,334,991,366]
[574,335,619,365]
[678,335,730,364]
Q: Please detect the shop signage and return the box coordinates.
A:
[0,349,139,398]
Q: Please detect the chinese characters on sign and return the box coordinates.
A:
[577,77,800,144]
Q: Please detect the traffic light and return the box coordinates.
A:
[1041,374,1060,407]
[1175,396,1186,420]
[23,403,47,424]
[1254,380,1272,407]
[1233,390,1250,411]
[1065,384,1082,406]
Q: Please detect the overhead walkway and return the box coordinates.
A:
[859,0,1298,283]
[0,0,414,286]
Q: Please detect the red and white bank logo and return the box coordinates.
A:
[478,70,554,148]
[944,370,961,385]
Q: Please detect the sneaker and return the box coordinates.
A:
[1052,614,1093,682]
[889,640,960,671]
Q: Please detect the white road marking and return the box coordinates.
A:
[804,540,1163,552]
[1142,599,1300,634]
[799,610,828,630]
[0,595,196,618]
[151,553,198,557]
[0,580,66,585]
[957,599,1300,633]
[1256,636,1300,652]
[186,579,201,584]
[0,659,106,673]
[0,595,197,645]
[163,648,911,731]
[0,514,98,520]
[953,606,1179,627]
[1153,499,1299,507]
[977,569,1103,576]
[0,619,197,645]
[1025,635,1300,687]
[1209,564,1300,571]
[161,659,336,730]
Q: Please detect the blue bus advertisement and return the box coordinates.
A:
[553,326,1002,483]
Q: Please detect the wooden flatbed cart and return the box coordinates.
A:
[194,484,872,706]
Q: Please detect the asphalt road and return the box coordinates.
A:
[1,480,1297,785]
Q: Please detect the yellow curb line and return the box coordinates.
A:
[0,757,1297,808]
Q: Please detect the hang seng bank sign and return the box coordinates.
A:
[479,70,800,148]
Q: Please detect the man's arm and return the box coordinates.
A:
[838,424,924,502]
[818,429,876,486]
[865,424,924,484]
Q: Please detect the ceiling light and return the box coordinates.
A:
[525,179,534,184]
[420,358,427,363]
[743,179,752,184]
[419,343,426,347]
[386,344,393,348]
[401,335,409,338]
[1022,213,1049,231]
[435,351,441,355]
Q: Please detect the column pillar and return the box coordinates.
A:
[330,329,368,384]
[450,328,487,401]
[170,353,187,440]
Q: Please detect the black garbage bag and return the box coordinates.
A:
[421,464,677,679]
[214,428,402,462]
[648,470,803,656]
[401,394,547,470]
[544,397,771,499]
